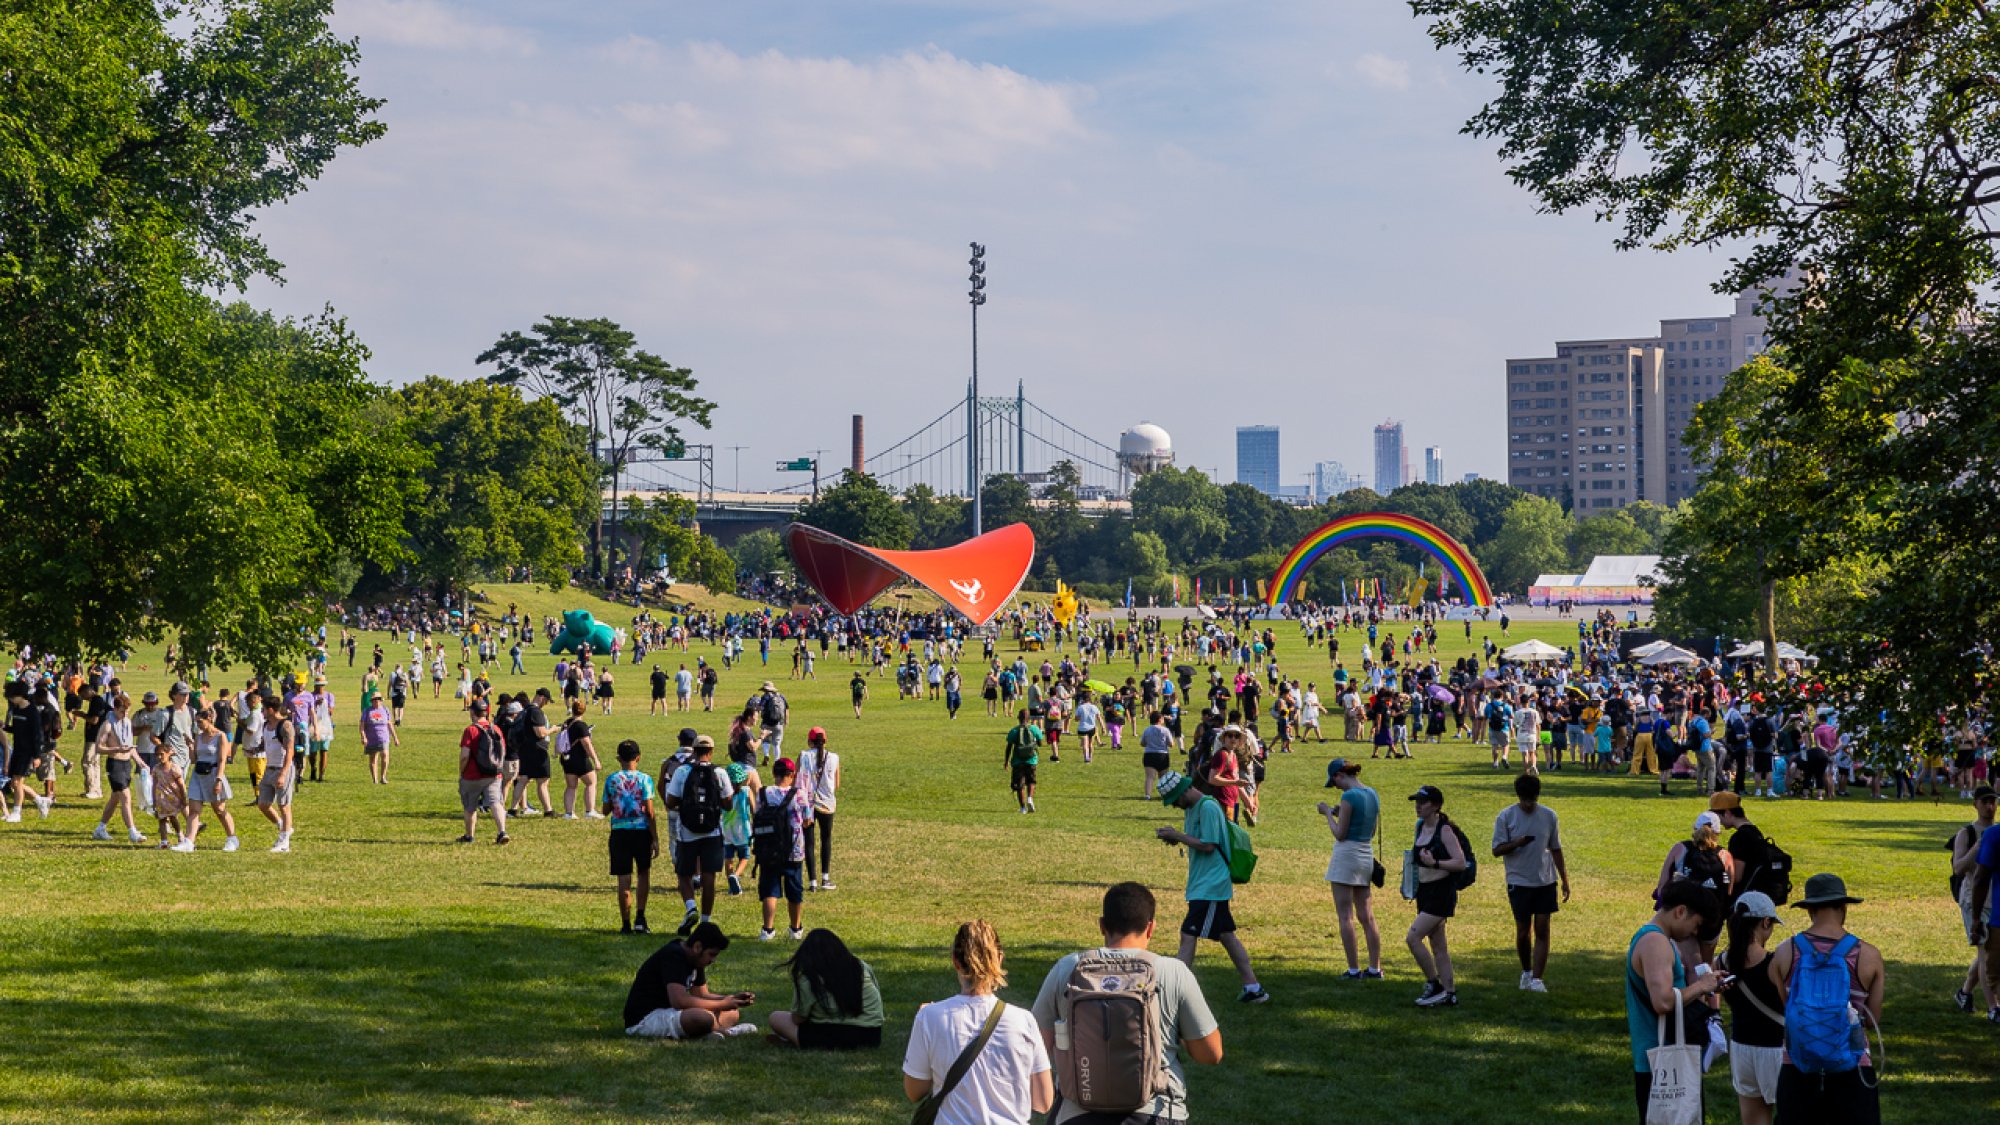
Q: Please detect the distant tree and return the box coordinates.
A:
[396,377,595,597]
[1131,466,1227,567]
[477,316,715,579]
[1220,483,1283,561]
[1382,483,1476,546]
[731,529,790,581]
[1566,510,1655,570]
[903,484,967,550]
[1448,478,1522,547]
[795,470,912,549]
[1036,461,1090,578]
[975,475,1035,537]
[1485,496,1571,594]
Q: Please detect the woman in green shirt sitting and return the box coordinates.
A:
[766,929,884,1050]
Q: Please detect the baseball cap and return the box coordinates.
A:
[503,701,522,716]
[692,734,715,751]
[1973,786,1998,802]
[1407,784,1444,806]
[1732,891,1781,921]
[807,726,827,746]
[1694,811,1723,834]
[170,681,190,695]
[1158,769,1194,805]
[774,756,797,777]
[1324,758,1358,787]
[1708,791,1742,812]
[678,727,698,746]
[469,698,489,713]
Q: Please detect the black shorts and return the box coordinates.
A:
[609,828,653,876]
[106,758,133,793]
[1754,751,1774,773]
[1508,881,1560,923]
[562,753,593,777]
[1046,1096,1173,1125]
[1180,899,1236,940]
[758,860,804,903]
[1011,763,1037,791]
[1415,880,1458,919]
[519,750,552,780]
[673,835,724,876]
[1142,752,1170,772]
[7,747,40,778]
[797,1022,882,1051]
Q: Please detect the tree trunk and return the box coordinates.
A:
[589,435,604,580]
[609,464,621,590]
[1758,545,1778,677]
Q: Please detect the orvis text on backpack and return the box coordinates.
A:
[1053,949,1165,1114]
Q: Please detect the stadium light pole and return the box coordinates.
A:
[969,242,987,536]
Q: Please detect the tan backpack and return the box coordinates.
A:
[1053,949,1165,1113]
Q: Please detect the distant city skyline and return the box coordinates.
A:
[1373,420,1406,495]
[1235,425,1281,495]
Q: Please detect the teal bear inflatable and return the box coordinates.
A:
[550,609,617,656]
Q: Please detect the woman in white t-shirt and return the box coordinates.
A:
[902,920,1051,1125]
[799,727,841,891]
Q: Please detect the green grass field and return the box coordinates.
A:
[0,589,1993,1123]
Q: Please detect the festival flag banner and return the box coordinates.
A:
[1256,578,1268,600]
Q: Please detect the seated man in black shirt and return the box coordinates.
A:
[622,922,758,1040]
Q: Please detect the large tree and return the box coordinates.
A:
[0,1,401,666]
[1416,0,2000,741]
[795,470,913,549]
[1485,496,1570,595]
[477,316,715,579]
[1130,466,1227,567]
[395,378,595,596]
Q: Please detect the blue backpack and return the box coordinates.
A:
[1784,934,1864,1074]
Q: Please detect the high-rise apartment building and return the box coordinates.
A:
[1312,460,1366,501]
[1424,446,1445,486]
[1505,285,1778,511]
[1372,421,1405,495]
[1235,425,1280,496]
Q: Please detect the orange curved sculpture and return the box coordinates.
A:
[785,522,1036,626]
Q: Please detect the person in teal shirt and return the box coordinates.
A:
[1155,770,1269,1004]
[1320,758,1383,978]
[1627,880,1724,1120]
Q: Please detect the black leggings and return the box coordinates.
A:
[804,811,835,882]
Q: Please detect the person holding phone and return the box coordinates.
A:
[1493,773,1570,992]
[622,922,759,1040]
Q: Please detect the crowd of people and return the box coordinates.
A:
[6,595,1996,1124]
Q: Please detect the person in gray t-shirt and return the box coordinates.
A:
[1491,773,1570,991]
[1032,882,1222,1122]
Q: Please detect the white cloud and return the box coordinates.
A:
[1354,51,1411,91]
[335,0,536,56]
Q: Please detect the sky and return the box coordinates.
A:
[246,0,1744,493]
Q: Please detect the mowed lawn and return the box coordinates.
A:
[0,592,1994,1123]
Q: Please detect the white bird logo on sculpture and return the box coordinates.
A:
[949,579,985,605]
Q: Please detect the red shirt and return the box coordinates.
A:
[460,721,497,780]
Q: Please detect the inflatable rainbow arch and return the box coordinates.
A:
[1264,512,1493,607]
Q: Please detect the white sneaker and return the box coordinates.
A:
[585,811,605,819]
[128,829,147,844]
[172,838,196,853]
[33,794,51,818]
[819,878,836,891]
[222,836,240,852]
[1027,798,1036,813]
[562,813,579,820]
[1526,977,1548,993]
[759,928,775,941]
[722,1022,760,1038]
[524,804,542,814]
[789,928,804,940]
[92,824,112,841]
[1519,971,1532,990]
[270,836,290,853]
[2,810,19,823]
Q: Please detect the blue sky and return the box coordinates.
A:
[247,0,1742,492]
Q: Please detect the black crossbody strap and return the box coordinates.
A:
[914,1000,1006,1125]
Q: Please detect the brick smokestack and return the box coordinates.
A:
[851,415,865,475]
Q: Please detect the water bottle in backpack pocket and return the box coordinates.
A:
[1053,950,1165,1114]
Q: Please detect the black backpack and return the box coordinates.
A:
[470,722,505,775]
[679,762,725,835]
[760,692,785,727]
[1749,835,1794,904]
[751,787,798,866]
[1676,841,1731,895]
[1448,821,1479,891]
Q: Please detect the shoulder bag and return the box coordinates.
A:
[1371,802,1387,888]
[913,1000,1007,1125]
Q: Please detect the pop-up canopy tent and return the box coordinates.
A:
[1501,639,1566,663]
[785,522,1035,627]
[1726,640,1819,664]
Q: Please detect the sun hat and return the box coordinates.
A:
[141,690,159,704]
[1158,769,1194,805]
[1794,872,1863,909]
[1733,890,1782,921]
[1324,758,1359,787]
[761,680,776,691]
[1708,791,1742,812]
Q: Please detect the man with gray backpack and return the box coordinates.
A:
[1032,882,1223,1123]
[1765,872,1884,1123]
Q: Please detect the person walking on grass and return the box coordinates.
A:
[1952,786,1997,1016]
[1406,784,1468,1008]
[456,698,509,846]
[1154,769,1271,1004]
[1514,690,1542,776]
[601,739,658,934]
[622,922,759,1041]
[753,756,812,941]
[558,699,603,820]
[902,920,1052,1124]
[1767,873,1884,1122]
[666,734,733,936]
[305,676,335,783]
[1493,772,1569,993]
[1031,881,1224,1122]
[674,663,693,712]
[799,727,840,892]
[766,928,885,1050]
[1627,880,1727,1122]
[174,708,239,852]
[1140,711,1173,799]
[1320,758,1383,980]
[360,691,398,785]
[254,694,297,853]
[1970,808,2000,1024]
[1006,709,1043,814]
[90,693,146,844]
[1720,891,1786,1125]
[850,669,868,718]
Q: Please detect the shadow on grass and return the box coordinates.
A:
[5,922,1993,1124]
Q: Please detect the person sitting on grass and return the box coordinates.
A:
[622,922,759,1041]
[765,928,884,1050]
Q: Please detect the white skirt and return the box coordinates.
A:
[1326,838,1375,887]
